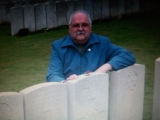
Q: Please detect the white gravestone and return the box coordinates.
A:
[110,0,118,17]
[56,1,67,26]
[23,5,35,32]
[101,0,109,19]
[93,0,102,20]
[11,6,24,36]
[109,64,145,120]
[20,82,67,120]
[45,2,57,29]
[66,1,75,23]
[0,4,7,24]
[75,0,84,10]
[34,3,46,31]
[133,0,140,13]
[67,73,109,120]
[5,2,12,22]
[118,0,125,17]
[13,1,22,7]
[84,0,93,20]
[152,57,160,120]
[125,0,133,14]
[23,0,32,5]
[0,92,24,120]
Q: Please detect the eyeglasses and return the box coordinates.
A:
[70,23,91,28]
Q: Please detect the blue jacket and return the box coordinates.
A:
[46,34,135,82]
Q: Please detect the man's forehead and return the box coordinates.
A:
[74,12,86,16]
[71,12,89,22]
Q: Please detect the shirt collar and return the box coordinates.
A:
[61,33,99,48]
[61,35,75,47]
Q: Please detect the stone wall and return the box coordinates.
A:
[0,64,146,120]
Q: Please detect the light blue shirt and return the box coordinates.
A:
[46,34,136,82]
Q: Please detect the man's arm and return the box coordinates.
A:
[95,63,113,73]
[96,38,136,73]
[107,47,135,70]
[46,43,65,82]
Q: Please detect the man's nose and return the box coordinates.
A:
[78,25,83,30]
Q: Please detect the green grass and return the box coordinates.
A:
[0,12,160,120]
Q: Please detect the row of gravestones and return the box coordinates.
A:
[0,0,140,36]
[0,0,54,4]
[0,64,146,120]
[0,1,67,25]
[0,0,140,22]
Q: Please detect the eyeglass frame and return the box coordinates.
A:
[69,23,92,29]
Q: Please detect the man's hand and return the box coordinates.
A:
[63,74,78,83]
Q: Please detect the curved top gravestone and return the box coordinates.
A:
[20,82,67,120]
[11,6,24,36]
[19,73,109,120]
[109,64,145,120]
[152,57,160,120]
[67,73,109,120]
[34,3,46,31]
[0,92,24,120]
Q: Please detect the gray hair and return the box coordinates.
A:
[68,10,92,25]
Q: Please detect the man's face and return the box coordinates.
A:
[69,12,92,45]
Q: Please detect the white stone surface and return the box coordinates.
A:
[109,64,145,120]
[93,0,102,20]
[133,0,140,12]
[67,73,109,120]
[0,92,24,120]
[118,0,125,16]
[11,6,24,36]
[56,1,67,26]
[84,0,93,20]
[45,2,57,29]
[152,57,160,120]
[20,82,67,120]
[110,0,118,17]
[66,1,75,22]
[125,0,133,14]
[75,0,84,10]
[0,4,7,24]
[34,3,46,31]
[23,5,35,32]
[102,0,109,19]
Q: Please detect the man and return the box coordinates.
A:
[46,10,135,82]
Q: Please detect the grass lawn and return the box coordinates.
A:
[0,12,160,120]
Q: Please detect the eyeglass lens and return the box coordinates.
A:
[71,23,90,28]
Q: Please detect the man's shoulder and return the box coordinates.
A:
[52,35,68,44]
[92,34,110,42]
[52,35,71,46]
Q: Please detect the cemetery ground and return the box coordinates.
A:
[0,12,160,120]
